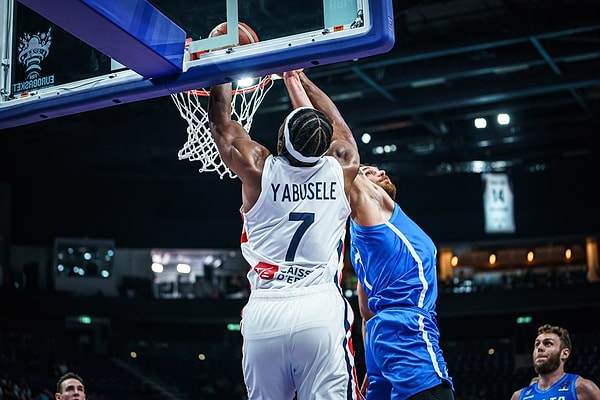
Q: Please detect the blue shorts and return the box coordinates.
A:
[364,307,454,399]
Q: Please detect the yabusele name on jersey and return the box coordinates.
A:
[269,181,339,202]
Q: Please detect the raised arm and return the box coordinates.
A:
[286,71,359,192]
[208,82,270,209]
[283,70,313,108]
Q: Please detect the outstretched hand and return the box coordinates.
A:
[282,69,304,79]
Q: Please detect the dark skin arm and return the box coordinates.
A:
[287,71,360,195]
[208,71,359,209]
[208,82,271,212]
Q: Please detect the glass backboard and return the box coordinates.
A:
[0,0,394,129]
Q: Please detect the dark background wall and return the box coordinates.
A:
[2,97,598,250]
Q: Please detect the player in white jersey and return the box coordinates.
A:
[208,69,361,400]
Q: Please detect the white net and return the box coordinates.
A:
[171,75,275,179]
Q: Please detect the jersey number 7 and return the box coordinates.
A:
[285,212,315,262]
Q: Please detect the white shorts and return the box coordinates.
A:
[241,283,359,400]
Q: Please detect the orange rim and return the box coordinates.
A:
[185,75,272,96]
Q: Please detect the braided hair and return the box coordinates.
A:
[285,107,333,162]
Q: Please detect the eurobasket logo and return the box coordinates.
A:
[12,27,55,95]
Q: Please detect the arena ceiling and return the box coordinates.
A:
[254,0,600,178]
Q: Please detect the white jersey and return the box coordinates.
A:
[241,155,350,290]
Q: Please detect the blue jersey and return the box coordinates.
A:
[350,202,438,312]
[519,373,580,400]
[349,203,454,398]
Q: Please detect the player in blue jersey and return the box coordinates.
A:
[511,324,600,400]
[56,372,86,400]
[209,69,361,400]
[348,164,455,400]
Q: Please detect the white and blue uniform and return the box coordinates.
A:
[240,154,359,400]
[518,373,580,400]
[350,203,454,399]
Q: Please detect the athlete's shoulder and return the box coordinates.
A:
[509,388,523,400]
[322,155,342,167]
[575,375,600,399]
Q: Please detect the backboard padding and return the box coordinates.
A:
[17,0,187,78]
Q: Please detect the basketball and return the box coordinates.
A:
[208,22,259,45]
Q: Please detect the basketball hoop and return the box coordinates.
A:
[171,75,275,179]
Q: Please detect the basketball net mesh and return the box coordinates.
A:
[171,75,274,179]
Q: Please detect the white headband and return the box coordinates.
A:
[283,107,323,164]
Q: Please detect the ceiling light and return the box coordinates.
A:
[237,77,255,87]
[470,160,486,173]
[497,113,510,125]
[383,144,397,153]
[474,118,487,129]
